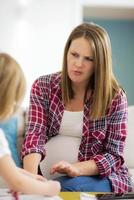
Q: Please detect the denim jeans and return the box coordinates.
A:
[56,175,112,192]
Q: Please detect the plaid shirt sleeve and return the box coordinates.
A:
[21,77,49,160]
[93,90,128,177]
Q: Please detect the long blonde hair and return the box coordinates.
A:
[0,53,26,120]
[61,22,120,120]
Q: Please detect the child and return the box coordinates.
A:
[0,53,60,196]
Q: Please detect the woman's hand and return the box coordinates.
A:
[50,161,81,177]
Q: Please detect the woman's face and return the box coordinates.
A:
[67,37,94,88]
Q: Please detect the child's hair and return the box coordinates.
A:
[0,53,26,120]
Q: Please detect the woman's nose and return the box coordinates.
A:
[76,57,83,67]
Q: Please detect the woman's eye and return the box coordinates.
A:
[71,52,79,57]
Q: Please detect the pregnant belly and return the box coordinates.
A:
[40,135,81,179]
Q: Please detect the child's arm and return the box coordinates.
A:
[0,155,61,196]
[18,167,47,181]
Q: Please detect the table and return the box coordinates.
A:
[0,190,80,200]
[0,189,97,200]
[59,192,98,200]
[59,192,80,200]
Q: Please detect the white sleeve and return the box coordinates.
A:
[0,129,11,158]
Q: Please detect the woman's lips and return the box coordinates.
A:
[73,71,82,75]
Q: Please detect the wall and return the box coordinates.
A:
[84,18,134,105]
[0,0,134,106]
[0,0,80,107]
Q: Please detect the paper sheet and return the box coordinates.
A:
[80,193,97,200]
[0,189,62,200]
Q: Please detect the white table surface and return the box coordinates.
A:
[0,189,62,200]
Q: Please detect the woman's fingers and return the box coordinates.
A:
[50,161,81,177]
[50,161,70,174]
[50,162,59,174]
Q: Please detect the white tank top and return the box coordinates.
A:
[59,110,83,137]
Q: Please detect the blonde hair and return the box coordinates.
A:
[0,53,26,120]
[61,22,120,120]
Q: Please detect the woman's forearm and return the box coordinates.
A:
[23,153,41,174]
[73,159,99,176]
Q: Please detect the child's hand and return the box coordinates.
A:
[45,180,61,196]
[50,160,81,177]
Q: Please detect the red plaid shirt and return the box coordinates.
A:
[21,72,132,193]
